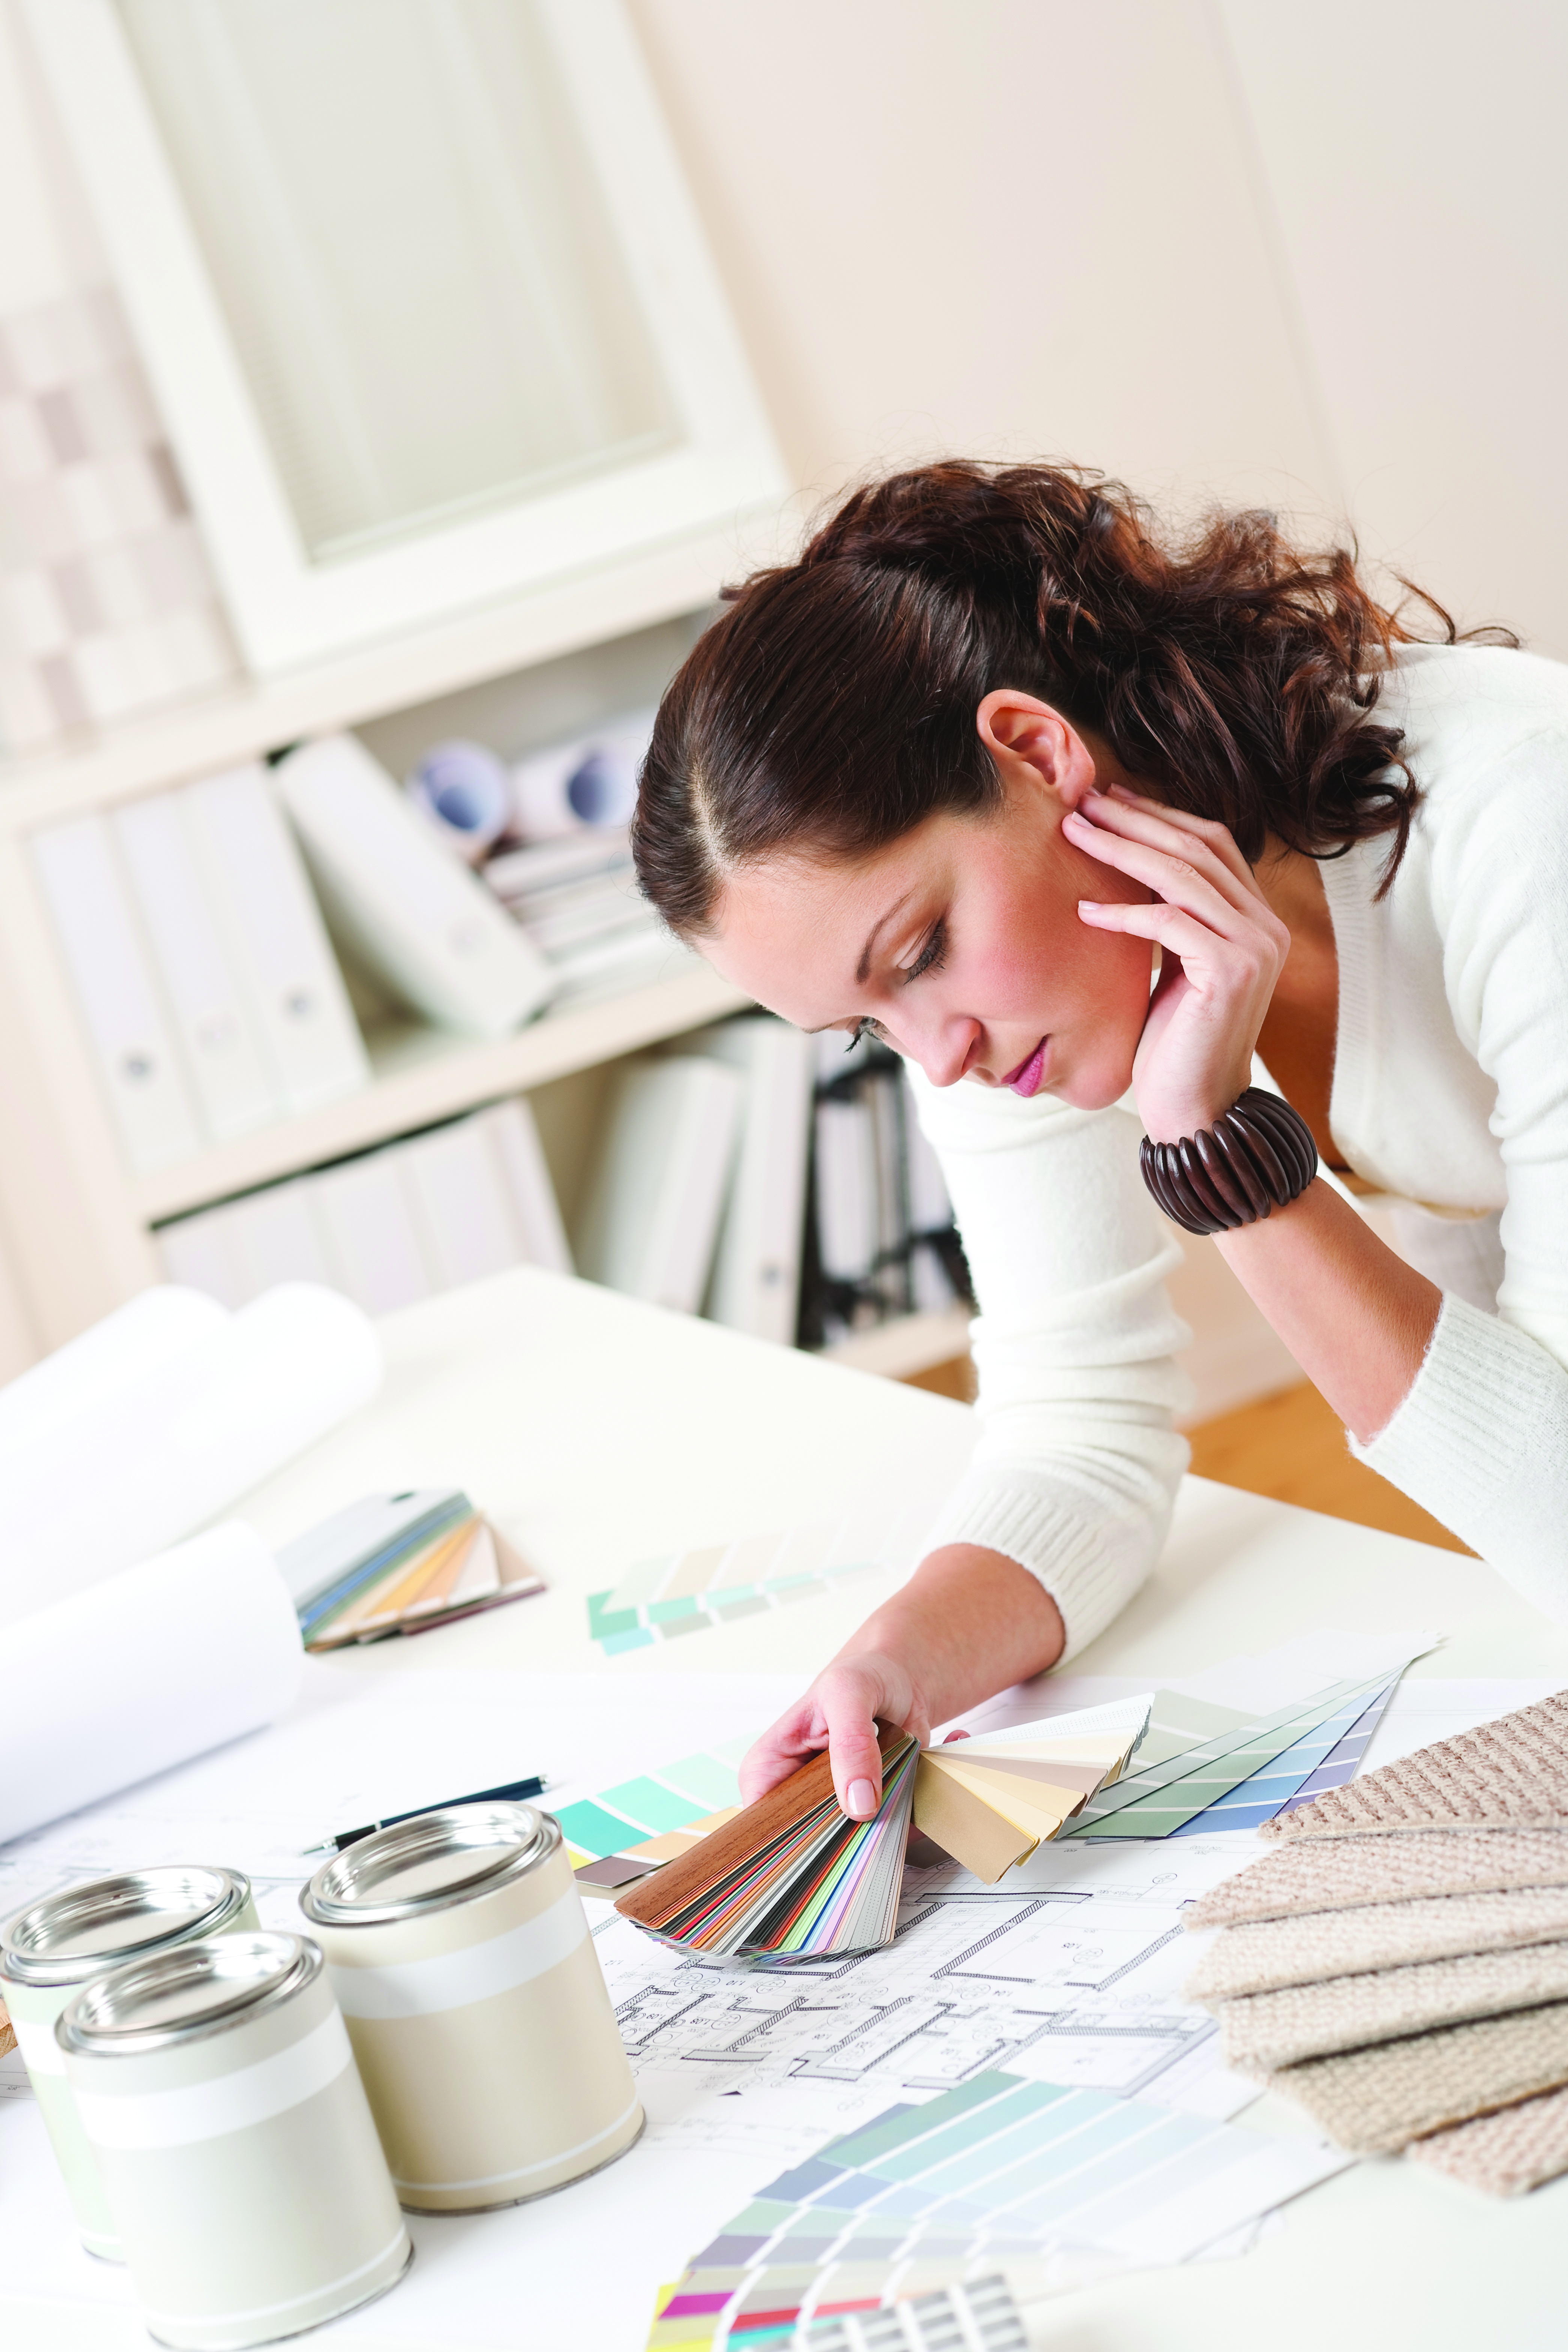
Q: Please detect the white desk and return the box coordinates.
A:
[9,1269,1568,2350]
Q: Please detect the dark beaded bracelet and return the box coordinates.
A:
[1139,1087,1319,1236]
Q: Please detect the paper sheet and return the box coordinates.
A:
[0,1283,383,1625]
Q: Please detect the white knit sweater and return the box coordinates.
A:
[911,642,1568,1653]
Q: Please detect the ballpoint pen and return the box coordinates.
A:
[303,1773,549,1854]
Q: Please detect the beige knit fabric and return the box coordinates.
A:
[1406,2081,1568,2196]
[1185,1828,1568,1930]
[1184,1885,1568,2001]
[1218,1942,1568,2074]
[1261,1690,1568,1838]
[1267,2000,1568,2153]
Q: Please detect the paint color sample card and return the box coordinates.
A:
[553,1736,752,1882]
[1170,1677,1399,1836]
[588,1522,894,1654]
[1064,1664,1423,1839]
[647,2070,1350,2346]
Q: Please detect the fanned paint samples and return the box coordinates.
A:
[910,1696,1152,1884]
[617,1727,920,1959]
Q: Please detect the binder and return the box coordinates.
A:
[397,1119,525,1292]
[692,1017,814,1344]
[576,1057,744,1314]
[275,735,554,1040]
[180,764,370,1115]
[154,1207,249,1310]
[311,1154,435,1316]
[112,792,281,1140]
[31,815,204,1172]
[813,1096,878,1282]
[479,1099,573,1275]
[226,1179,337,1298]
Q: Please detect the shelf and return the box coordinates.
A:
[134,956,750,1224]
[0,521,750,826]
[820,1305,974,1382]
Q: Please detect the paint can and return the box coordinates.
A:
[56,1930,410,2350]
[1,1864,257,2260]
[300,1800,642,2211]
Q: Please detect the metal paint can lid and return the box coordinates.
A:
[0,1866,253,1989]
[56,1931,320,2056]
[300,1801,557,1926]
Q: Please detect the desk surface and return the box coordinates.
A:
[15,1269,1568,2350]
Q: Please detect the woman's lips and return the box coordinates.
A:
[1004,1040,1047,1097]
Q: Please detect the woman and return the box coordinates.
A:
[632,461,1568,1824]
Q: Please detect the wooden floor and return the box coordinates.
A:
[904,1359,1469,1554]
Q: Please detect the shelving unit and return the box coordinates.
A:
[0,573,962,1396]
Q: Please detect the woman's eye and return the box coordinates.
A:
[848,1018,882,1050]
[904,920,947,983]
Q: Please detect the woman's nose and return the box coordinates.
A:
[910,1018,979,1089]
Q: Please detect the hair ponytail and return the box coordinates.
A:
[633,460,1511,933]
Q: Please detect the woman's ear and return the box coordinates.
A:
[976,690,1096,811]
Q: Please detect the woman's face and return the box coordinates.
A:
[702,694,1157,1106]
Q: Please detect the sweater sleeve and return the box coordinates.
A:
[1353,731,1568,1611]
[906,1065,1193,1659]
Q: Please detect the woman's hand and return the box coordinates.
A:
[1066,786,1290,1142]
[738,1647,929,1818]
[737,1546,1066,1818]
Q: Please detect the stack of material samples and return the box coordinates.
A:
[616,1730,920,1959]
[280,1489,545,1651]
[1185,1688,1568,2194]
[482,828,672,999]
[645,2070,1350,2348]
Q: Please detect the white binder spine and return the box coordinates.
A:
[180,763,371,1116]
[694,1018,814,1345]
[30,815,204,1173]
[310,1154,436,1316]
[396,1119,525,1292]
[480,1098,573,1275]
[578,1058,743,1314]
[275,735,555,1040]
[111,792,282,1141]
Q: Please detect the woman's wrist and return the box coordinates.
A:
[839,1544,1066,1731]
[1139,1088,1318,1237]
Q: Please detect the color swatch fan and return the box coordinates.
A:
[616,1726,919,1960]
[913,1696,1153,1884]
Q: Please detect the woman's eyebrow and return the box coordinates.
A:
[855,891,914,985]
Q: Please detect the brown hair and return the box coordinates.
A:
[633,460,1512,930]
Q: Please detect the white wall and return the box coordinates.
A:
[631,0,1567,652]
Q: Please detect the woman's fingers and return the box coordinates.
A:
[1065,811,1270,946]
[1098,784,1262,892]
[815,1662,891,1818]
[1077,790,1266,914]
[736,1662,903,1819]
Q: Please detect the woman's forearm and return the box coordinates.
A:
[834,1545,1066,1727]
[1215,1178,1441,1442]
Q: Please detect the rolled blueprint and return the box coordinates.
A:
[0,1285,225,1458]
[0,1284,383,1625]
[0,1522,304,1845]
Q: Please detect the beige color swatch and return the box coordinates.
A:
[1185,1885,1568,2001]
[1263,1690,1568,1838]
[1185,1828,1568,1932]
[1406,2080,1568,2197]
[1219,1941,1568,2074]
[1268,2000,1568,2152]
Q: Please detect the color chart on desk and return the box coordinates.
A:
[552,1735,749,1869]
[647,2070,1349,2347]
[588,1518,910,1654]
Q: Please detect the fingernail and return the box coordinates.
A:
[846,1778,877,1818]
[1078,899,1102,912]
